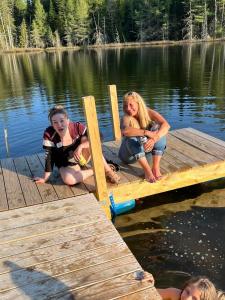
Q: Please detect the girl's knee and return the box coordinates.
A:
[61,173,79,185]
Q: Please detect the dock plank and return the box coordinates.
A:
[26,154,58,203]
[37,153,74,199]
[0,232,121,275]
[0,243,131,292]
[14,157,42,206]
[0,194,159,299]
[102,145,130,184]
[1,158,25,209]
[167,134,220,164]
[171,129,225,159]
[0,161,8,211]
[185,127,225,148]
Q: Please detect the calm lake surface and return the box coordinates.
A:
[0,43,225,288]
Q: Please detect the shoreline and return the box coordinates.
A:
[1,38,225,54]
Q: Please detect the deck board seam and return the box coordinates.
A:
[0,160,9,211]
[170,131,223,161]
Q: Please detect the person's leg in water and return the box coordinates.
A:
[119,136,156,183]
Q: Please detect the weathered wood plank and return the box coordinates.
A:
[110,159,225,202]
[102,145,130,184]
[0,211,106,244]
[0,194,98,222]
[0,256,140,299]
[26,154,58,203]
[171,129,225,159]
[185,127,225,148]
[162,152,191,171]
[0,231,121,275]
[14,157,42,206]
[0,220,113,259]
[67,272,156,300]
[0,161,8,211]
[164,146,199,167]
[70,181,89,196]
[0,243,131,292]
[167,134,220,164]
[1,158,25,209]
[114,286,161,300]
[37,153,74,199]
[103,142,141,181]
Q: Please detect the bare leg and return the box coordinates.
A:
[59,165,93,186]
[138,157,156,183]
[151,155,162,180]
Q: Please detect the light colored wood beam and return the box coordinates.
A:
[108,84,122,141]
[83,96,111,218]
[109,160,225,203]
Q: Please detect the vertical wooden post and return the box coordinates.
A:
[83,96,111,219]
[108,85,122,141]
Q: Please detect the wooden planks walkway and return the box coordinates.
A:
[0,194,160,300]
[105,127,225,203]
[0,128,225,210]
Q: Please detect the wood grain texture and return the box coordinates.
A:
[26,154,58,202]
[14,156,42,206]
[0,193,158,299]
[0,161,8,211]
[1,158,25,209]
[108,84,122,141]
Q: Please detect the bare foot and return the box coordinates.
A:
[152,168,162,180]
[145,170,156,183]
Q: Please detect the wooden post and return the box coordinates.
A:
[83,96,111,219]
[108,85,122,141]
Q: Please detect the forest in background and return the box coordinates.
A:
[1,0,225,50]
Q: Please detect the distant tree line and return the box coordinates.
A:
[0,0,225,49]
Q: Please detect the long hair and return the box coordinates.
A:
[182,277,218,300]
[48,105,68,123]
[123,91,152,129]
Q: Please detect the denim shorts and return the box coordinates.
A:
[118,135,166,164]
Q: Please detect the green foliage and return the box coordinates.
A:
[19,18,28,47]
[1,0,225,49]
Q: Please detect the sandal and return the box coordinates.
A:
[106,169,120,184]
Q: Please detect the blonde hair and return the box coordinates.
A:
[217,290,225,300]
[183,277,218,300]
[48,105,68,122]
[123,91,152,129]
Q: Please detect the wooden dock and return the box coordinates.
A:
[0,194,160,299]
[1,127,225,213]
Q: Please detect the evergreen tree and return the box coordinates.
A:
[30,0,47,47]
[19,18,28,47]
[0,0,15,49]
[45,25,54,47]
[73,0,90,45]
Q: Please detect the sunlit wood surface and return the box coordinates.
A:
[0,128,225,210]
[0,194,160,299]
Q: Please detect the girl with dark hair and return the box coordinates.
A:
[34,105,120,185]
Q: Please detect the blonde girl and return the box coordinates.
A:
[143,272,223,300]
[119,92,170,182]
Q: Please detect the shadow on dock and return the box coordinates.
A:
[3,261,75,299]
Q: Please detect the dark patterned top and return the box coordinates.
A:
[43,121,87,172]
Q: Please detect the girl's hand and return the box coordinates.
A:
[33,177,46,184]
[144,138,155,152]
[74,144,83,161]
[142,272,155,285]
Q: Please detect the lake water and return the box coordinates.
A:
[0,43,225,289]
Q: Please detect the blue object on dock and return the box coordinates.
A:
[109,193,136,216]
